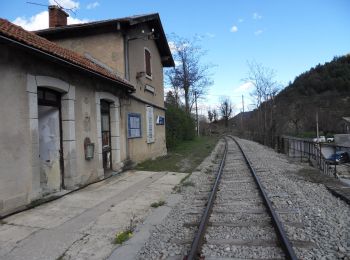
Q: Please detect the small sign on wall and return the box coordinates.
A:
[156,116,165,125]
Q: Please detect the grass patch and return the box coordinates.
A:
[113,214,137,245]
[135,136,219,172]
[182,181,195,187]
[179,173,191,184]
[114,230,133,244]
[150,200,165,208]
[173,173,195,193]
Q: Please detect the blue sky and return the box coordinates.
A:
[1,0,349,114]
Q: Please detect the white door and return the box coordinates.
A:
[38,105,62,192]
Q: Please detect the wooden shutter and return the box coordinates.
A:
[145,49,151,77]
[146,106,154,143]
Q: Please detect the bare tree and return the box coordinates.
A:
[219,96,233,127]
[289,102,303,135]
[243,61,280,144]
[244,61,279,107]
[166,35,213,114]
[213,109,218,123]
[207,109,214,123]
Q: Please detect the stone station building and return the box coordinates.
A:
[0,7,174,216]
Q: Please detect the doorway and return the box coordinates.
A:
[101,100,112,174]
[38,88,63,192]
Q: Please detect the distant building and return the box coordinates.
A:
[0,7,173,216]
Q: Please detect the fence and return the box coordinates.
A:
[276,136,350,178]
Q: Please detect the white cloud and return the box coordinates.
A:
[168,41,190,53]
[13,10,88,31]
[168,41,177,54]
[230,25,238,33]
[234,81,254,93]
[13,11,49,31]
[253,12,262,20]
[238,18,244,23]
[254,29,263,36]
[86,1,99,9]
[68,16,89,24]
[49,0,79,9]
[205,32,215,38]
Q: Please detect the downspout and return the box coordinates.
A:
[123,34,130,160]
[124,35,130,81]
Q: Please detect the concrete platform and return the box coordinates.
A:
[0,170,187,260]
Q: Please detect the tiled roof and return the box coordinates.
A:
[35,14,158,33]
[0,18,135,91]
[35,13,175,67]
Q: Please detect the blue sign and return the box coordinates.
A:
[156,116,165,125]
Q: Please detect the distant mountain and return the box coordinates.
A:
[279,54,350,97]
[231,54,350,144]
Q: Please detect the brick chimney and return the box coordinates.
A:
[49,5,68,28]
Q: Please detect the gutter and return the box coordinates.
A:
[0,35,135,93]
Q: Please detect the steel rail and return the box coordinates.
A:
[186,138,228,260]
[230,136,298,260]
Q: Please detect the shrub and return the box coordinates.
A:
[114,230,133,244]
[166,105,196,149]
[150,200,165,208]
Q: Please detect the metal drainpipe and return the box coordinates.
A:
[123,35,130,159]
[124,35,130,81]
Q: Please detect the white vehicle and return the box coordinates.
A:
[327,137,334,142]
[313,136,326,142]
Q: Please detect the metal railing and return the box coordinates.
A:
[276,136,350,178]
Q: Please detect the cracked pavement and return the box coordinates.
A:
[0,170,187,260]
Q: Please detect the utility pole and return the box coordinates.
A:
[242,95,244,113]
[241,95,244,130]
[316,111,319,142]
[195,91,199,136]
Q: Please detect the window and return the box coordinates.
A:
[37,88,61,106]
[146,106,154,143]
[144,48,152,78]
[128,113,141,138]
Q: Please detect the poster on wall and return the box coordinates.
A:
[156,116,165,125]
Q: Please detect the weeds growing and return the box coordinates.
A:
[150,200,165,208]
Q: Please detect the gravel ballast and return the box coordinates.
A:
[136,137,350,260]
[236,137,350,260]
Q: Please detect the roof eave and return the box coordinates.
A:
[35,13,175,67]
[0,35,135,93]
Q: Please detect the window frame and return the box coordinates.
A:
[144,47,152,80]
[37,87,61,107]
[128,113,142,139]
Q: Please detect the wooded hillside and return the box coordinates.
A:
[231,54,350,145]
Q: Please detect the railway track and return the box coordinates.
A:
[186,136,299,260]
[138,136,349,259]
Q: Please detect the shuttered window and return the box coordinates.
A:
[146,106,154,143]
[128,113,141,138]
[145,48,152,78]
